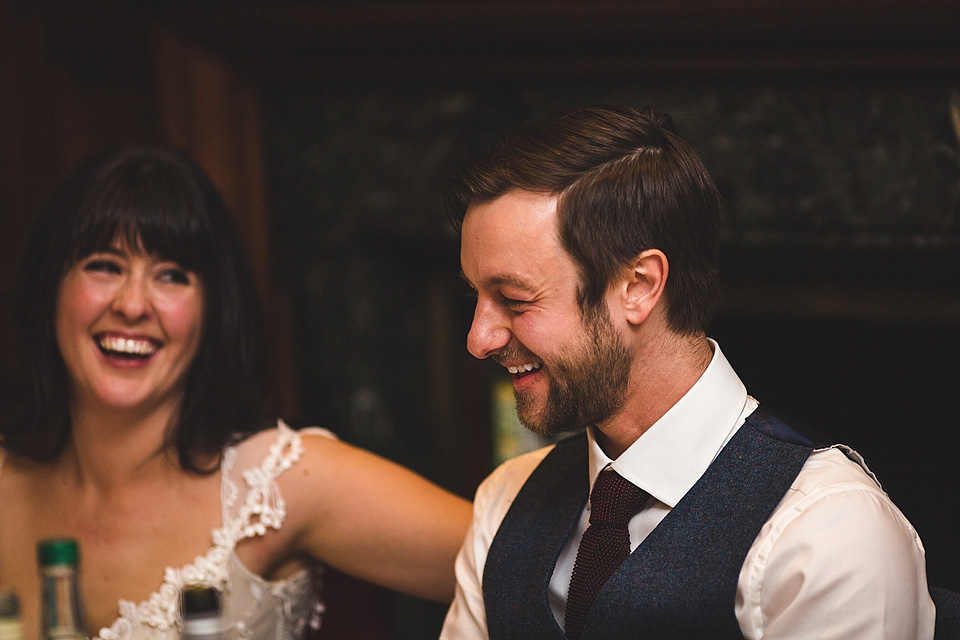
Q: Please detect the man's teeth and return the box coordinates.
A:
[99,336,157,356]
[507,362,542,374]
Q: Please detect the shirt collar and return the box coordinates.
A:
[586,339,755,508]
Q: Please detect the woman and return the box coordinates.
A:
[0,147,472,639]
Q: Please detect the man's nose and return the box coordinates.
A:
[466,300,510,359]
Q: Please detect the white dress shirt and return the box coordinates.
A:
[440,341,935,640]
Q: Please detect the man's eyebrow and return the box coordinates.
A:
[459,271,532,291]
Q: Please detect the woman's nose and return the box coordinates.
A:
[111,277,150,320]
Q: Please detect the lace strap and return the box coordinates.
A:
[94,422,308,640]
[221,421,305,543]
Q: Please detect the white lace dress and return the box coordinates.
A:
[91,421,328,640]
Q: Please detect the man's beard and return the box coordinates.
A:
[514,305,632,436]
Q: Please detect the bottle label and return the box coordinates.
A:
[45,630,85,640]
[182,616,224,640]
[0,619,25,640]
[183,618,221,634]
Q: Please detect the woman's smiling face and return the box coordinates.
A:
[54,239,205,417]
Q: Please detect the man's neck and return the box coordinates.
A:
[594,332,713,459]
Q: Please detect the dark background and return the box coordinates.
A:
[2,2,959,637]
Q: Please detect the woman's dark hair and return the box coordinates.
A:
[2,146,267,472]
[446,105,723,335]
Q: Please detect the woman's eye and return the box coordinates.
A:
[82,259,121,274]
[158,268,191,285]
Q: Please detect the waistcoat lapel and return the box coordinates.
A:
[583,411,812,639]
[482,407,815,640]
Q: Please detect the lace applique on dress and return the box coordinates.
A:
[222,424,304,542]
[95,421,323,640]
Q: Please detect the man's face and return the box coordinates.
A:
[460,191,632,436]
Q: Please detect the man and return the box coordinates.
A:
[440,105,935,639]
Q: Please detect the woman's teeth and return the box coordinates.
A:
[98,336,157,357]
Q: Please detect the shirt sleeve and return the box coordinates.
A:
[439,447,552,640]
[439,509,489,640]
[737,448,936,639]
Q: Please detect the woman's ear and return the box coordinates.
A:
[622,249,668,326]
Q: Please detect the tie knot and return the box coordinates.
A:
[589,468,648,527]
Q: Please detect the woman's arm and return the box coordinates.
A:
[280,432,473,602]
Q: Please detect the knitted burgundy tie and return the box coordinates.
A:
[564,467,649,639]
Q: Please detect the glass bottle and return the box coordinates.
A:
[37,538,85,640]
[180,585,223,640]
[0,590,24,640]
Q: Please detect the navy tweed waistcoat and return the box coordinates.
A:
[482,406,819,640]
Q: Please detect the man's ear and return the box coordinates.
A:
[622,249,668,326]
